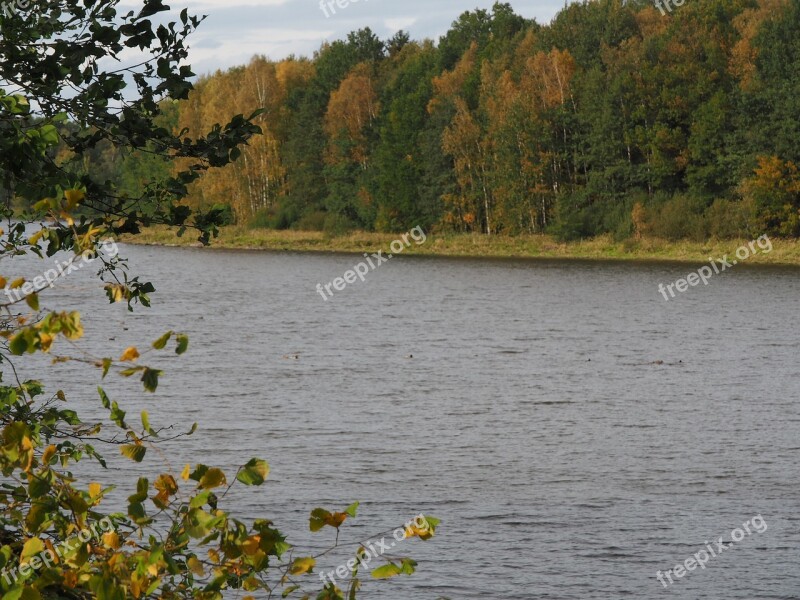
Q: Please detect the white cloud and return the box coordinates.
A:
[383,17,417,32]
[189,28,335,72]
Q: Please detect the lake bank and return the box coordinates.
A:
[122,226,800,266]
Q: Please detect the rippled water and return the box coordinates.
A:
[8,243,800,598]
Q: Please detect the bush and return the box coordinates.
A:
[648,194,709,241]
[323,213,358,235]
[250,205,299,230]
[293,211,328,231]
[705,198,754,239]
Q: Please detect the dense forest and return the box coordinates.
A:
[88,0,800,241]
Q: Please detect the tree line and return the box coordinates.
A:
[99,0,800,241]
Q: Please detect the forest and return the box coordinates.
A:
[84,0,800,241]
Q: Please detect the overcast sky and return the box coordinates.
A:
[125,0,567,74]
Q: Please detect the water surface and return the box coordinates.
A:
[10,244,800,599]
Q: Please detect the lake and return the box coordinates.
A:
[13,243,800,599]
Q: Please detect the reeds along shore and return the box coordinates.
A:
[122,227,800,266]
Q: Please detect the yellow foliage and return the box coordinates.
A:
[120,346,140,362]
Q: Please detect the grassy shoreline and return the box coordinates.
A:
[122,226,800,266]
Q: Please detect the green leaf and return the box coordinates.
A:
[189,490,211,509]
[128,501,146,520]
[9,334,28,355]
[399,558,417,575]
[141,411,156,436]
[39,124,59,146]
[175,334,189,355]
[371,563,402,579]
[25,292,39,311]
[98,387,111,409]
[344,502,359,518]
[152,331,172,349]
[236,458,269,486]
[309,508,331,532]
[29,476,51,499]
[141,368,162,393]
[109,401,127,428]
[5,587,42,600]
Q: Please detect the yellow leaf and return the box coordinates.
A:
[88,482,102,500]
[104,284,128,303]
[198,468,226,490]
[187,556,205,576]
[42,445,57,465]
[181,464,191,481]
[103,532,121,550]
[28,230,45,246]
[154,474,178,497]
[21,538,44,562]
[10,277,25,290]
[120,347,140,362]
[64,189,85,210]
[241,535,261,556]
[38,332,53,352]
[289,557,316,575]
[404,523,435,541]
[0,276,6,288]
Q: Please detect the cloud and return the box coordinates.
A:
[383,17,417,32]
[115,0,568,73]
[188,27,335,72]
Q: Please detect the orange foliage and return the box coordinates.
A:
[428,43,478,114]
[730,0,791,90]
[324,63,379,167]
[177,57,289,222]
[523,49,577,111]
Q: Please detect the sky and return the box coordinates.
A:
[120,0,568,74]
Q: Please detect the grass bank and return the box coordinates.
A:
[122,226,800,266]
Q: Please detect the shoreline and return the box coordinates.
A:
[121,227,800,267]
